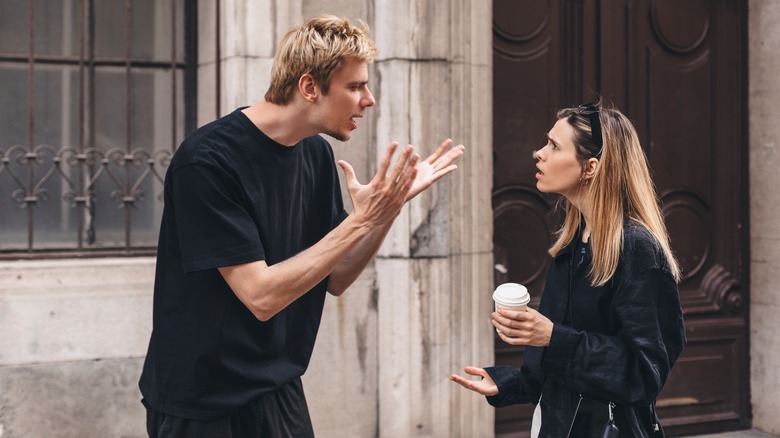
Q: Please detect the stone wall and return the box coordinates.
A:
[0,259,154,437]
[748,0,780,435]
[0,1,494,437]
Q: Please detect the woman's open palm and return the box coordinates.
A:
[449,366,498,396]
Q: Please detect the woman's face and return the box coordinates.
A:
[534,118,584,197]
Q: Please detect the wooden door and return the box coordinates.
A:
[492,0,749,436]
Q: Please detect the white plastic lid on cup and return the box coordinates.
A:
[492,282,530,308]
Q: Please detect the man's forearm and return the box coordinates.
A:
[220,214,376,321]
[327,217,395,295]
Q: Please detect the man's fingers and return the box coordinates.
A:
[430,164,459,182]
[337,160,358,187]
[395,154,419,192]
[376,142,399,181]
[426,138,453,163]
[433,144,465,170]
[388,144,415,183]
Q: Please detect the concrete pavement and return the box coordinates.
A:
[682,430,779,438]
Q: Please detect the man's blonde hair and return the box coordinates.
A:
[264,15,378,105]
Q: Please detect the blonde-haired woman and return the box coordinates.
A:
[451,102,686,437]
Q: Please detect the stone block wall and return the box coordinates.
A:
[0,259,154,437]
[1,1,494,437]
[749,0,780,435]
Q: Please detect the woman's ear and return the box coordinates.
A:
[583,157,599,182]
[298,73,318,102]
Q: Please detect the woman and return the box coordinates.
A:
[450,102,686,437]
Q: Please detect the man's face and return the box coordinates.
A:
[316,58,375,141]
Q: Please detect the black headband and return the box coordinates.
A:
[577,102,603,154]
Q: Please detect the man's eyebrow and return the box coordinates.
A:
[347,80,368,86]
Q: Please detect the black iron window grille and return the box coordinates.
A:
[0,0,197,258]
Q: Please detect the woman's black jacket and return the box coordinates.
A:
[485,222,686,437]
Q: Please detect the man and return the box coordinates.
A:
[139,15,464,437]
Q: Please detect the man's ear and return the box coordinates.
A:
[583,157,599,182]
[298,74,318,102]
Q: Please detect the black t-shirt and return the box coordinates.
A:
[139,108,348,420]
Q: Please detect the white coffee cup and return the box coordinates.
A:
[492,283,530,332]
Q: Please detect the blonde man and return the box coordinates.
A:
[139,15,463,437]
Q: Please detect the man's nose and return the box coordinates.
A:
[362,88,375,108]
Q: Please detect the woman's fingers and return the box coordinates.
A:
[493,308,554,347]
[463,366,487,377]
[449,367,498,396]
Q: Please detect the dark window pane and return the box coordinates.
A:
[0,64,29,146]
[32,67,81,249]
[93,1,126,59]
[0,0,30,55]
[94,68,128,148]
[0,0,191,255]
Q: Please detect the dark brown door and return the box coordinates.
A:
[492,0,749,436]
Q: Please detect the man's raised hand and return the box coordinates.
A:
[338,142,419,227]
[407,139,465,201]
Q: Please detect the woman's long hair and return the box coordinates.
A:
[548,102,682,285]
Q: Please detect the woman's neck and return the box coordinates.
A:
[569,195,593,243]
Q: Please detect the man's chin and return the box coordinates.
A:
[324,130,351,142]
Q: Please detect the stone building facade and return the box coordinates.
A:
[0,0,778,437]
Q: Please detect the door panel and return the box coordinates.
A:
[492,0,563,434]
[617,0,750,433]
[492,0,749,435]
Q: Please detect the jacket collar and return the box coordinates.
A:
[553,225,584,259]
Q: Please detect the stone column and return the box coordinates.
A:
[198,0,303,124]
[749,0,780,435]
[372,0,494,436]
[199,2,494,436]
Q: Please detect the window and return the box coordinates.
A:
[0,0,196,257]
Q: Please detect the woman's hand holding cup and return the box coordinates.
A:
[492,306,553,347]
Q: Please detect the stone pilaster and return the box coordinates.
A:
[749,0,780,434]
[371,0,494,435]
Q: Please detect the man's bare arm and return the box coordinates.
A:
[219,143,418,321]
[327,139,465,295]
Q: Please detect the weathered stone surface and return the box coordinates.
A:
[749,0,780,434]
[0,259,154,366]
[304,267,378,437]
[0,358,146,438]
[0,1,495,437]
[376,254,493,438]
[750,303,780,435]
[219,0,275,59]
[373,0,451,60]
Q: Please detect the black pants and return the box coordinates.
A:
[144,378,315,438]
